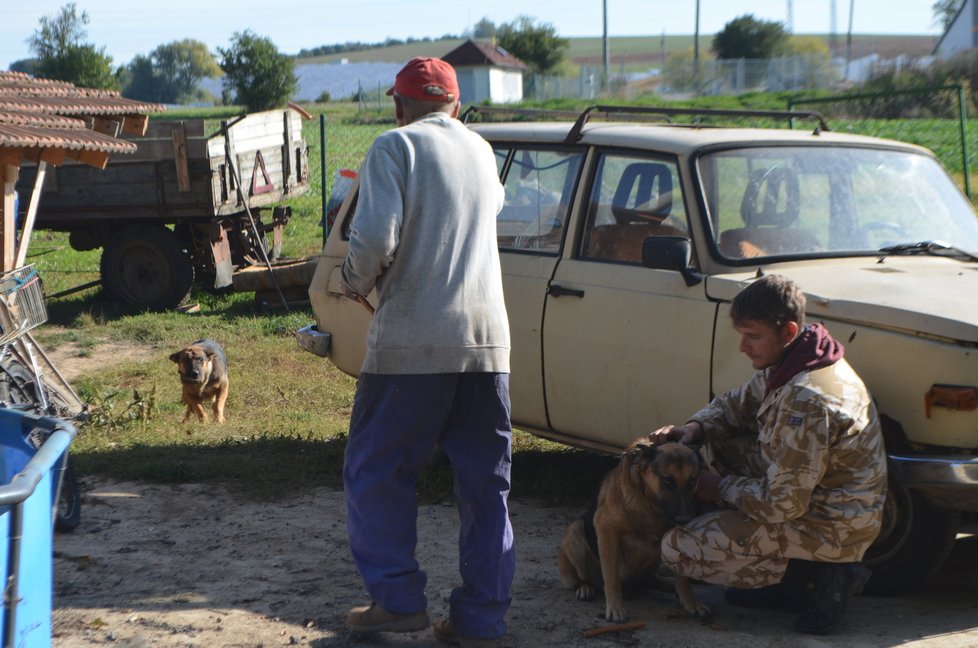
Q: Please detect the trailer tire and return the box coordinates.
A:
[100,226,194,310]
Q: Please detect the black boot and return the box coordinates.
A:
[794,561,871,635]
[723,560,808,613]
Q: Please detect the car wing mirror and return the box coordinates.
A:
[641,236,703,286]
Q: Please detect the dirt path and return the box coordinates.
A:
[52,476,978,648]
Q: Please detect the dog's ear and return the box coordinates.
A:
[169,351,183,363]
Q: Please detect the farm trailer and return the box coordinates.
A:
[17,106,311,310]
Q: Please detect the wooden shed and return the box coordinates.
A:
[0,71,163,272]
[441,40,527,104]
[0,70,163,411]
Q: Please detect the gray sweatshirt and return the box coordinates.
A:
[341,112,510,374]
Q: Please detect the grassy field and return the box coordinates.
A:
[297,34,937,72]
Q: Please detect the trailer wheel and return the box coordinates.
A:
[100,226,194,310]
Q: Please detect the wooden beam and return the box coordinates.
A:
[121,114,150,136]
[38,148,66,166]
[15,161,47,269]
[92,117,122,137]
[2,165,19,272]
[68,149,110,169]
[171,122,191,192]
[0,149,22,171]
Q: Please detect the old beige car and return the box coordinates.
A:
[300,105,978,595]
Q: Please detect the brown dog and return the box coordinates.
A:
[557,439,708,621]
[169,338,229,424]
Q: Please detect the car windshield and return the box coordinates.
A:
[698,146,978,261]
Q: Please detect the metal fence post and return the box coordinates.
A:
[320,113,328,248]
[958,84,971,199]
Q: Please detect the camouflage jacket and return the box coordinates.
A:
[690,357,887,561]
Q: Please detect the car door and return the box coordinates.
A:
[307,185,375,377]
[542,151,717,450]
[494,145,585,429]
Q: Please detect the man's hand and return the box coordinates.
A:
[648,421,704,446]
[341,282,375,315]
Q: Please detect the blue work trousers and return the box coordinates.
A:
[343,372,515,639]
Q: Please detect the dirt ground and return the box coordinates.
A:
[51,475,978,648]
[44,340,978,647]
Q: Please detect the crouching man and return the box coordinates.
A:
[650,274,887,635]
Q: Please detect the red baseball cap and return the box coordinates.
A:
[386,57,459,103]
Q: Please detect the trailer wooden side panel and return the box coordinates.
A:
[15,107,309,228]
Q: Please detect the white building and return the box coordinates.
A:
[935,0,978,60]
[441,40,527,104]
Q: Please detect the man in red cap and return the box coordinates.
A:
[340,57,513,648]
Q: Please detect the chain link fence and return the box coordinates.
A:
[309,84,974,240]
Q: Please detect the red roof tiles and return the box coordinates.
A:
[0,71,164,159]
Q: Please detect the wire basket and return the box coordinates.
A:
[0,265,48,345]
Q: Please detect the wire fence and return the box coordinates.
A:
[316,83,975,232]
[789,84,972,196]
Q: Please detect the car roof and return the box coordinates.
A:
[468,121,930,157]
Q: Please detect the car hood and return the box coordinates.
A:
[704,257,978,343]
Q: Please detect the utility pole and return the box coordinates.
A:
[602,0,609,92]
[830,0,838,58]
[694,0,701,86]
[845,0,855,80]
[787,0,794,33]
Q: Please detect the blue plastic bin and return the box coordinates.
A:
[0,408,76,648]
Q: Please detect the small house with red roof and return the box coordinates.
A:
[441,40,527,104]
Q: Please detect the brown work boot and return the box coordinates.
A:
[345,601,429,634]
[433,618,499,647]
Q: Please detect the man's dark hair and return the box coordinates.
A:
[397,95,456,121]
[730,274,806,329]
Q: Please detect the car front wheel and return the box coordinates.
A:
[862,466,959,595]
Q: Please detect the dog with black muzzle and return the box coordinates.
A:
[169,338,229,424]
[557,439,709,622]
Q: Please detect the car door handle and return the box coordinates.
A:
[547,284,585,298]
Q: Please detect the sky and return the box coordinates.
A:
[1,0,942,70]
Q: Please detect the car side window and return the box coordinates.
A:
[495,147,584,254]
[581,154,689,264]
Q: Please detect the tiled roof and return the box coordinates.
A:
[442,40,528,70]
[0,71,164,162]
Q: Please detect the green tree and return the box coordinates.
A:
[9,59,40,75]
[218,31,297,111]
[496,16,568,74]
[933,0,965,30]
[472,17,497,39]
[712,14,787,60]
[123,39,221,104]
[28,3,118,89]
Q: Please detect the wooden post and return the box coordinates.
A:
[1,164,19,272]
[172,122,191,192]
[15,161,48,269]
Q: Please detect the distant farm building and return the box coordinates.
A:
[441,40,527,104]
[935,0,978,60]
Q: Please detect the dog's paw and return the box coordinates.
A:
[604,603,628,623]
[682,600,712,619]
[575,584,596,601]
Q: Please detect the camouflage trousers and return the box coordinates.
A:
[660,436,797,589]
